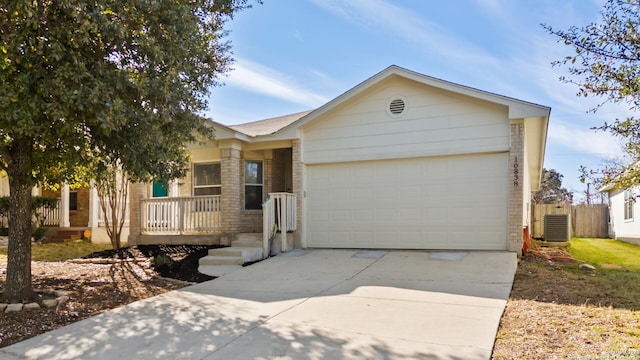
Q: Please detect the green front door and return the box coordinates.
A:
[152,181,168,197]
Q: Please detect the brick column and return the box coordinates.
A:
[179,168,191,197]
[508,122,525,254]
[221,147,242,240]
[292,140,305,247]
[127,182,147,246]
[264,150,273,196]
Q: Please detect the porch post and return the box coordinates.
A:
[220,142,242,242]
[292,139,305,247]
[263,150,273,196]
[127,182,147,246]
[59,184,70,228]
[87,183,99,228]
[169,179,179,197]
[508,120,525,254]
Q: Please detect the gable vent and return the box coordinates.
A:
[389,98,405,115]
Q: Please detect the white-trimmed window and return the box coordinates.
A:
[193,163,221,196]
[69,191,78,211]
[245,160,263,210]
[624,189,634,220]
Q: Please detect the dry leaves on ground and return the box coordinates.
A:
[492,249,640,359]
[0,245,216,348]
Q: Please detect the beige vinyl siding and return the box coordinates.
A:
[302,76,510,164]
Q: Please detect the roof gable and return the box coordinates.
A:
[206,65,550,189]
[274,65,549,136]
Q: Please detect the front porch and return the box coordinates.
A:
[137,192,297,258]
[0,186,127,243]
[126,132,305,265]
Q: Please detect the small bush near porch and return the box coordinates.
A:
[493,238,640,358]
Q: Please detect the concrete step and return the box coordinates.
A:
[232,239,262,248]
[44,229,87,243]
[197,238,265,278]
[199,255,243,266]
[208,246,263,262]
[198,265,243,277]
[209,247,244,257]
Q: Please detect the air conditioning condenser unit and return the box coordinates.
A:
[544,214,570,242]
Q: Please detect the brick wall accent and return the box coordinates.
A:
[127,182,147,245]
[264,158,273,197]
[179,168,192,197]
[221,147,242,237]
[508,122,525,254]
[292,140,304,245]
[69,187,90,227]
[233,155,267,233]
[41,187,90,227]
[237,153,263,233]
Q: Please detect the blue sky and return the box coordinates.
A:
[205,0,632,201]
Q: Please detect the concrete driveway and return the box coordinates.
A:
[0,250,516,360]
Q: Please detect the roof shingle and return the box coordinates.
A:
[229,110,313,137]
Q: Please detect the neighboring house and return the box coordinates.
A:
[0,174,128,243]
[600,184,640,245]
[128,65,550,255]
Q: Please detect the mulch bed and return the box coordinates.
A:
[0,244,220,348]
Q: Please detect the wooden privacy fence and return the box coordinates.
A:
[531,204,609,239]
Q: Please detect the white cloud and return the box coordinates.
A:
[308,0,500,68]
[473,0,508,18]
[225,60,330,108]
[547,119,624,158]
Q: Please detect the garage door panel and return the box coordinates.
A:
[306,153,508,250]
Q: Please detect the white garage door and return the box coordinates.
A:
[305,153,508,250]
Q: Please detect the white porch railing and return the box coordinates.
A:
[97,197,130,227]
[0,198,61,227]
[272,192,297,233]
[39,198,60,226]
[262,197,276,259]
[262,192,297,257]
[141,195,221,234]
[0,199,60,228]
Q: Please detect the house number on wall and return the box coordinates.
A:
[513,156,519,187]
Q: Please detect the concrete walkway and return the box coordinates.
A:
[0,250,516,360]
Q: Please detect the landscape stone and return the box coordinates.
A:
[42,299,58,308]
[579,263,596,271]
[0,303,7,312]
[57,295,70,306]
[5,303,23,312]
[24,302,40,310]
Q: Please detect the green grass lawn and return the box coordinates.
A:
[0,241,114,262]
[568,237,640,271]
[564,238,640,310]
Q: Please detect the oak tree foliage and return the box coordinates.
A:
[532,168,573,204]
[544,0,640,190]
[0,0,253,303]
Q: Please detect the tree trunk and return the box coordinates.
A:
[2,137,35,303]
